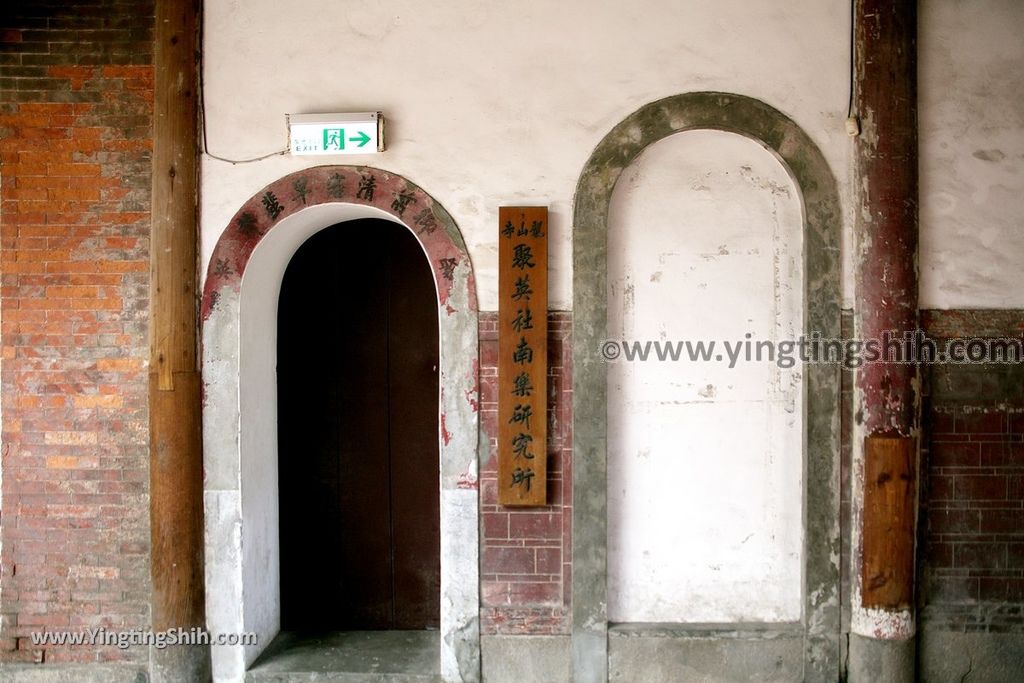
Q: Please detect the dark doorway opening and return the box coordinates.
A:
[277,218,440,631]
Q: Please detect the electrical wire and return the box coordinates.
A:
[196,0,289,165]
[847,0,856,118]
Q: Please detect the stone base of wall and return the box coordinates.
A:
[0,663,147,683]
[481,635,570,683]
[918,629,1024,683]
[607,625,803,682]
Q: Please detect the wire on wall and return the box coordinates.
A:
[847,0,856,117]
[845,0,860,136]
[196,0,290,165]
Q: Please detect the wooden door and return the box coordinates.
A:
[277,218,440,631]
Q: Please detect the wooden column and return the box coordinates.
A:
[149,0,204,675]
[851,0,919,680]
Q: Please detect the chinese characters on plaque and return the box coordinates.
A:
[498,207,548,506]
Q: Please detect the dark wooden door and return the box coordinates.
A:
[277,218,440,631]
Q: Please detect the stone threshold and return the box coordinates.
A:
[246,630,441,682]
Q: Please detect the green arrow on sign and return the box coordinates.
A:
[349,131,371,148]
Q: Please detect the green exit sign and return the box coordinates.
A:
[288,112,385,155]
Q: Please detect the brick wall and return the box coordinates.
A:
[0,1,154,665]
[479,311,572,635]
[919,311,1024,632]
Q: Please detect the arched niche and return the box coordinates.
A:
[571,93,842,682]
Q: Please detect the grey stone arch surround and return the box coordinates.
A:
[571,92,842,681]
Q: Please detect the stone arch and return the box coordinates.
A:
[571,93,842,681]
[201,166,480,682]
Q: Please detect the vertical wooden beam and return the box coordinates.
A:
[851,0,919,680]
[149,0,204,675]
[855,0,919,441]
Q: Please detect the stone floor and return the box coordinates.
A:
[246,630,441,682]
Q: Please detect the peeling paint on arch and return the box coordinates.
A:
[203,166,476,316]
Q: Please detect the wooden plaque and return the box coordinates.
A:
[498,207,548,506]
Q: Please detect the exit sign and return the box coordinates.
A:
[288,112,385,155]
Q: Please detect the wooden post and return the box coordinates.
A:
[850,1,919,680]
[149,0,205,678]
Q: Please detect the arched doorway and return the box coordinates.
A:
[201,167,480,682]
[277,219,440,631]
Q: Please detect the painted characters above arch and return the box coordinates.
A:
[202,165,476,319]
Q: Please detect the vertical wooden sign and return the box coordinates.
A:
[498,207,548,506]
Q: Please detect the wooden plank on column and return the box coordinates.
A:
[150,372,205,625]
[150,0,203,633]
[498,207,548,506]
[861,435,916,609]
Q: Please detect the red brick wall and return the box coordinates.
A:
[479,311,572,634]
[0,1,154,665]
[919,311,1024,632]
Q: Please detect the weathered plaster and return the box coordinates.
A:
[201,167,480,682]
[919,0,1024,308]
[200,0,855,312]
[606,130,805,623]
[571,92,842,682]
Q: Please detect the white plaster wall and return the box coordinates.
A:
[919,0,1024,309]
[200,0,855,310]
[606,131,804,623]
[198,0,1024,340]
[238,254,281,665]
